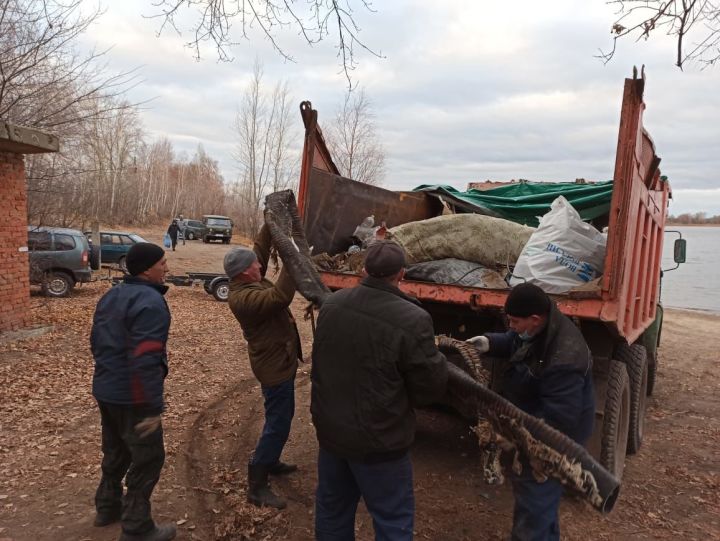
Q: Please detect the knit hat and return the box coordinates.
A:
[126,243,165,276]
[223,248,257,279]
[504,283,551,317]
[364,241,406,278]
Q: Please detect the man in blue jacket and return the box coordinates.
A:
[468,283,594,541]
[91,242,176,541]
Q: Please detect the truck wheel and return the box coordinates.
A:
[41,271,74,298]
[212,280,229,302]
[617,344,648,454]
[118,256,128,273]
[187,232,194,240]
[600,359,631,480]
[647,349,657,396]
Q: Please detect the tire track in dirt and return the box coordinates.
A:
[180,370,314,539]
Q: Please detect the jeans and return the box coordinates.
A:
[510,462,563,541]
[95,401,165,535]
[250,377,295,466]
[315,447,414,541]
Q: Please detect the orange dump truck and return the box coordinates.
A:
[296,73,684,479]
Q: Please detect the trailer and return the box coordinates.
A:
[113,272,231,301]
[295,70,686,480]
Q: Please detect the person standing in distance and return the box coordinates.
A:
[224,223,302,510]
[467,282,594,541]
[311,240,448,540]
[91,243,176,541]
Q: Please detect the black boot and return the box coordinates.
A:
[247,463,286,509]
[268,461,298,476]
[118,522,177,541]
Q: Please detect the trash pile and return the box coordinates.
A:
[313,195,608,294]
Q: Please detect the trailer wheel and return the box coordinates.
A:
[617,344,648,454]
[600,359,631,480]
[212,280,229,302]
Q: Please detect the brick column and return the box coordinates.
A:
[0,151,31,332]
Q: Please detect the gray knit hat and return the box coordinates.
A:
[223,248,257,279]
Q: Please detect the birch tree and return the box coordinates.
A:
[231,60,296,235]
[325,88,385,186]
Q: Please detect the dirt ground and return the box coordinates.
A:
[1,229,718,541]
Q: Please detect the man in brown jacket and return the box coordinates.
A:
[224,224,302,509]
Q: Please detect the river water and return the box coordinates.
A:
[661,226,719,313]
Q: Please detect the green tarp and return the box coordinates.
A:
[413,181,614,227]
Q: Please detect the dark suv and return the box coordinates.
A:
[181,219,205,240]
[27,226,93,297]
[202,215,233,244]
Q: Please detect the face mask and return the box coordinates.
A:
[518,331,532,341]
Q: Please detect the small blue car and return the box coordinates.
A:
[84,231,149,272]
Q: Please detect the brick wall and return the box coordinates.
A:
[0,151,30,332]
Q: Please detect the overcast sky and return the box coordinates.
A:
[80,0,720,215]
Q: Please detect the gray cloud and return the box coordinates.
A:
[82,0,720,214]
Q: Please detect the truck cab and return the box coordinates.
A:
[202,215,233,244]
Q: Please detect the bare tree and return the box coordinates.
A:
[0,0,139,129]
[148,0,383,88]
[600,1,720,69]
[230,60,296,235]
[325,87,385,186]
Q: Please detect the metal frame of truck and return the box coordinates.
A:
[295,71,672,480]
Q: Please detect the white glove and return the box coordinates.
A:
[135,415,162,438]
[466,335,490,353]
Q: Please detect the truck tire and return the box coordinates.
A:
[187,231,195,240]
[600,359,631,481]
[118,256,128,273]
[41,271,74,298]
[617,344,648,455]
[212,280,229,302]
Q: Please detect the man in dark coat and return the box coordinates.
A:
[225,224,302,510]
[311,241,448,541]
[91,242,176,541]
[468,282,594,541]
[166,220,179,251]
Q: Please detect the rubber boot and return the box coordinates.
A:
[247,463,286,509]
[268,461,298,476]
[118,522,177,541]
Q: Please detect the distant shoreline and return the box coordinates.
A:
[666,223,720,227]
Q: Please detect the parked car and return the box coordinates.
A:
[27,226,93,297]
[202,215,233,244]
[84,230,149,271]
[181,219,205,240]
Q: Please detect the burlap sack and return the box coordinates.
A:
[387,214,534,268]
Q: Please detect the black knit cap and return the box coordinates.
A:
[505,282,551,317]
[364,241,406,278]
[126,242,165,276]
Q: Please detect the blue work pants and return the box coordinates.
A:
[250,377,295,466]
[315,447,414,541]
[510,465,563,541]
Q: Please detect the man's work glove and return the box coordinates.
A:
[135,415,162,438]
[466,335,490,354]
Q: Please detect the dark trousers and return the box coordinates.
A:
[250,377,295,466]
[315,447,414,541]
[95,401,165,535]
[510,464,562,541]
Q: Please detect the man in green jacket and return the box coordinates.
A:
[224,224,302,510]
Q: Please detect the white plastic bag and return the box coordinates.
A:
[510,196,606,294]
